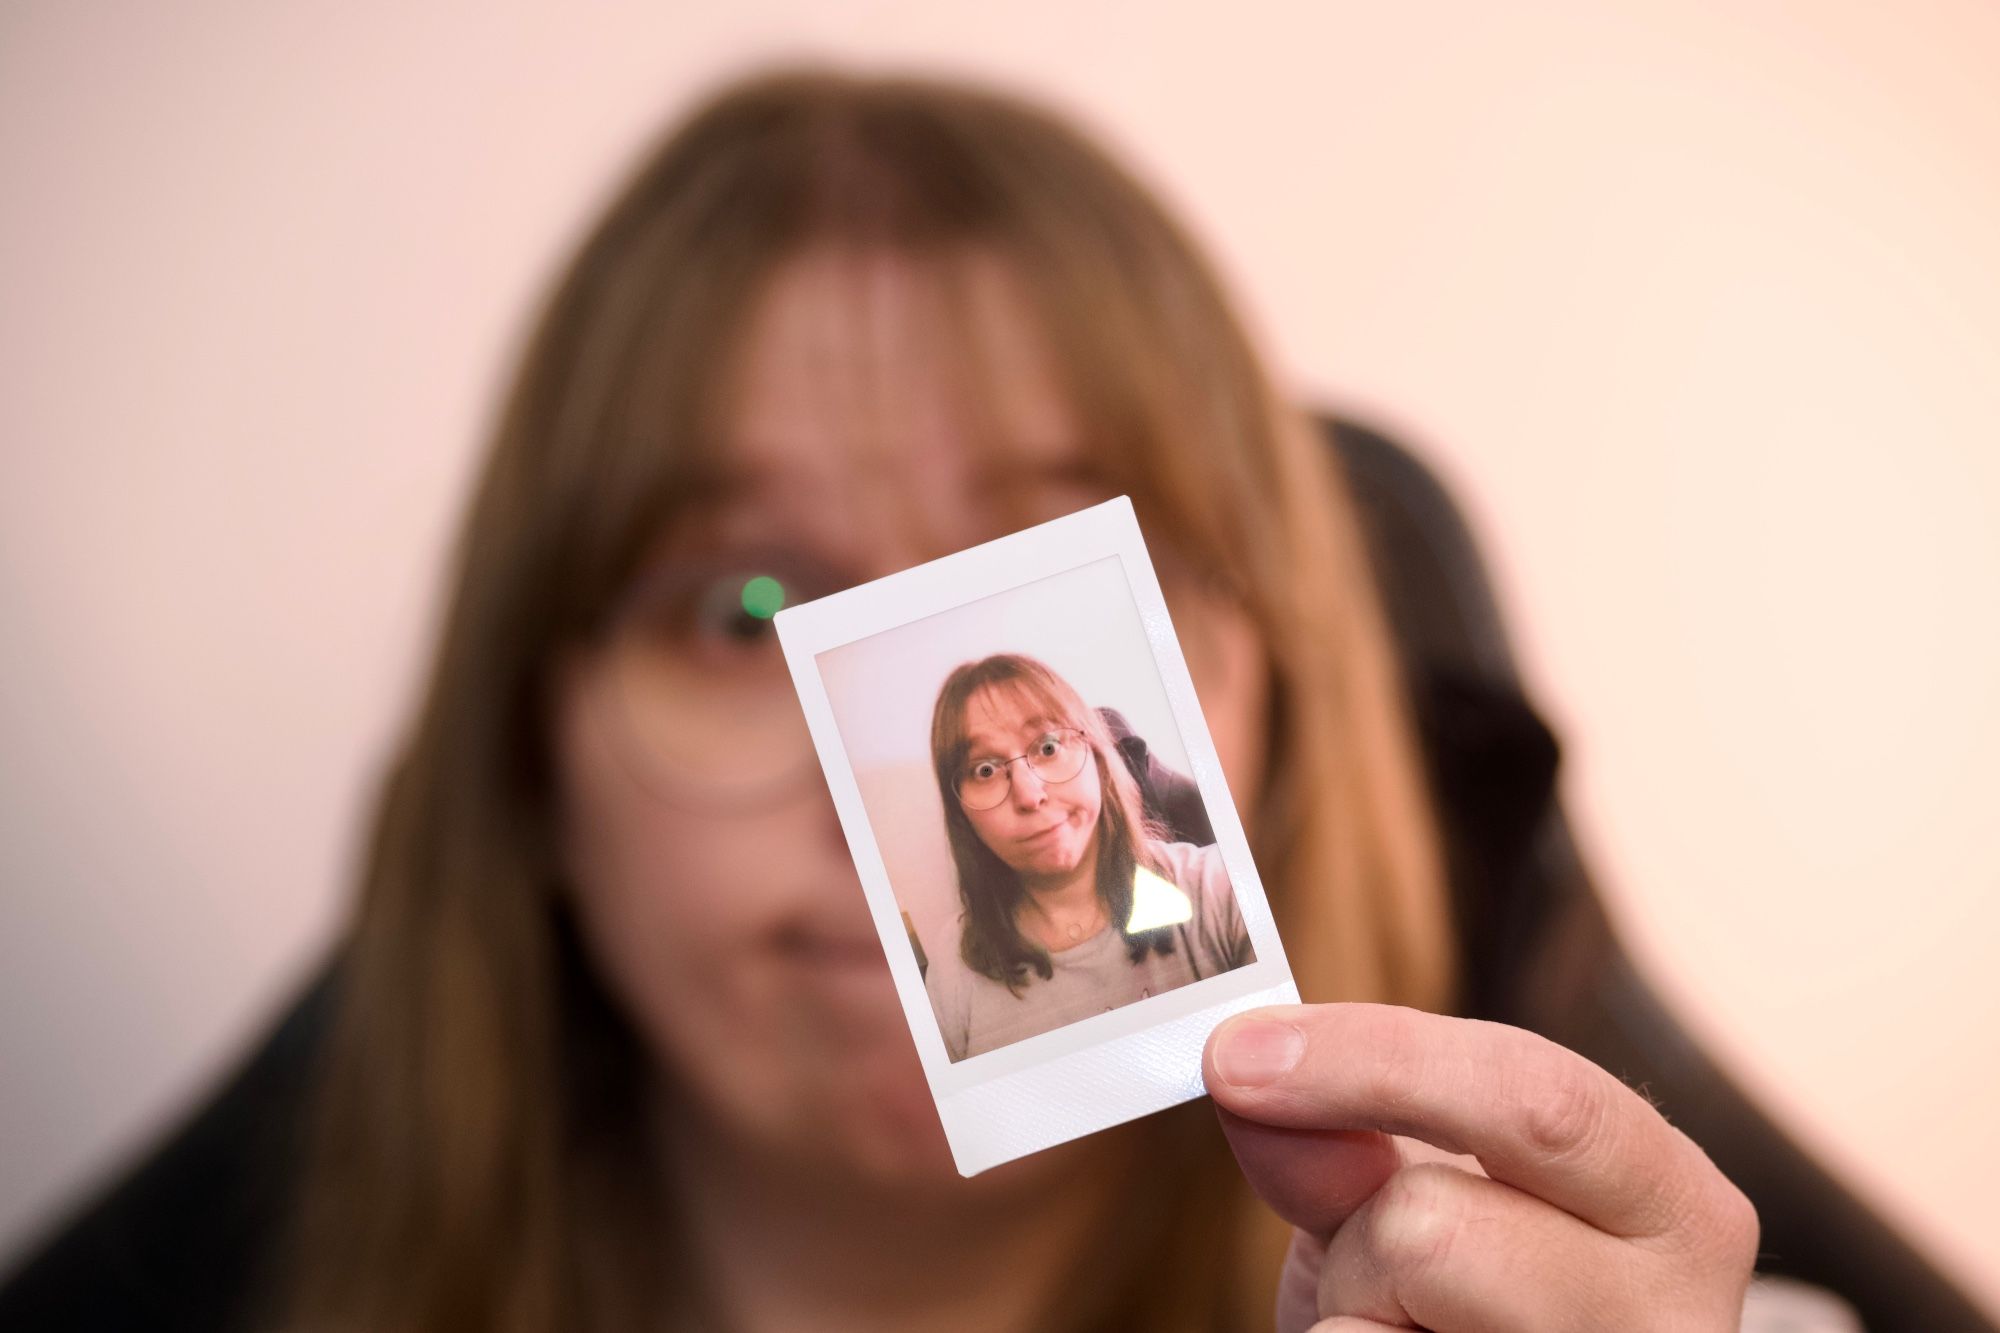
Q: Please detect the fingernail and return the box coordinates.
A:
[1215,1018,1305,1087]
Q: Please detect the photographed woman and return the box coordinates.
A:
[923,653,1252,1061]
[11,62,1956,1333]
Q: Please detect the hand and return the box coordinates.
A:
[1202,1003,1760,1332]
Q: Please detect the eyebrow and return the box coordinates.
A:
[661,460,842,546]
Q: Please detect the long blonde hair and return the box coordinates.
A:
[288,64,1454,1331]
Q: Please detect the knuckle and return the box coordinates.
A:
[1519,1055,1610,1164]
[1644,1178,1762,1325]
[1649,1155,1761,1270]
[1701,1177,1762,1269]
[1360,1163,1464,1280]
[1651,1148,1741,1247]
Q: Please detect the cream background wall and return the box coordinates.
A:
[2,1,1995,1311]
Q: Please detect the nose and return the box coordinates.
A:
[1007,759,1048,811]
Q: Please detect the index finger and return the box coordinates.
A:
[1202,1002,1724,1241]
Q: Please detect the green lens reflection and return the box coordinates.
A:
[739,575,786,619]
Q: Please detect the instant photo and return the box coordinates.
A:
[776,498,1296,1175]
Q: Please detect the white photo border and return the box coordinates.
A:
[774,496,1298,1176]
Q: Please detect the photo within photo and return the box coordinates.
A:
[816,556,1256,1062]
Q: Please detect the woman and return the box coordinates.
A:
[923,654,1253,1061]
[1,64,1813,1333]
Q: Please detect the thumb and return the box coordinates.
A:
[1273,1225,1327,1333]
[1213,1105,1402,1241]
[1213,1107,1402,1332]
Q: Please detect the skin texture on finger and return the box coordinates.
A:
[1316,1161,1658,1333]
[1257,1139,1490,1333]
[1260,1139,1502,1333]
[1224,1117,1405,1333]
[1276,1228,1326,1333]
[1213,1107,1403,1241]
[1203,1004,1750,1246]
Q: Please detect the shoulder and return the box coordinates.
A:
[1140,840,1248,972]
[922,913,969,993]
[1146,839,1229,900]
[1138,840,1237,932]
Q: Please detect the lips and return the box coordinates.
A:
[1019,818,1069,846]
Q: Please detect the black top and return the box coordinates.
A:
[0,960,330,1330]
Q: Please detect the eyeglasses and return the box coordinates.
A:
[588,552,829,810]
[954,728,1091,811]
[586,534,1242,813]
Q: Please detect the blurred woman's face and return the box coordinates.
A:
[550,247,1272,1189]
[956,689,1103,880]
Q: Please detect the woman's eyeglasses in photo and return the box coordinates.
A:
[953,729,1091,810]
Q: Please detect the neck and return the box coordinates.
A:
[1015,831,1107,949]
[656,1093,1134,1333]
